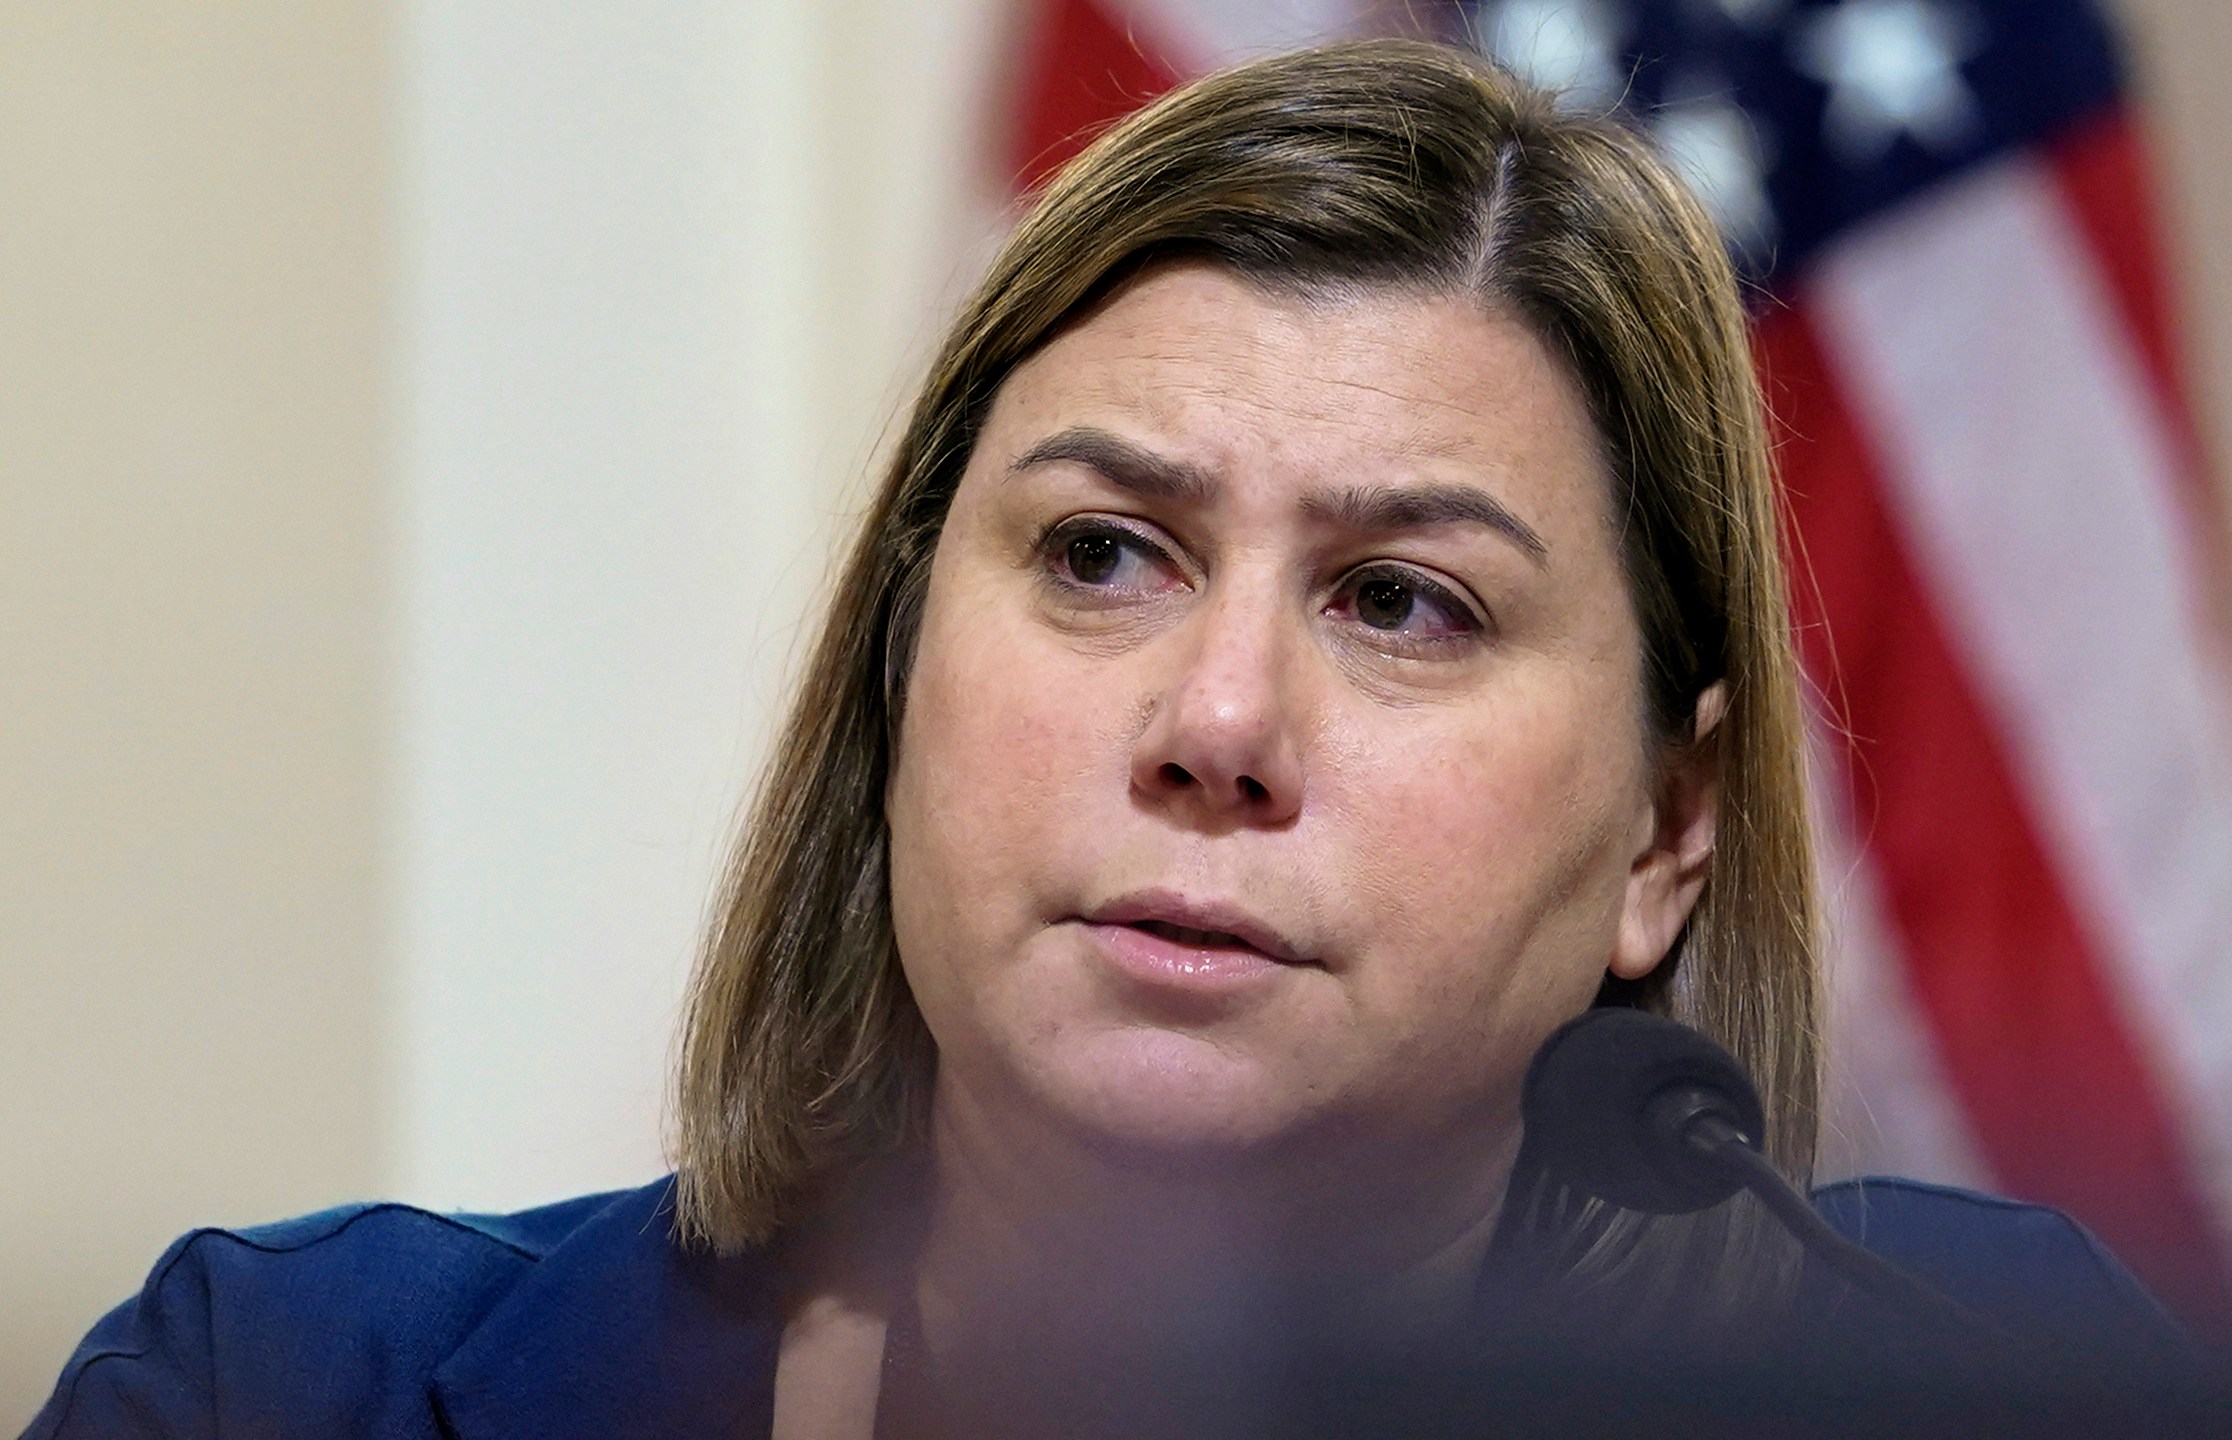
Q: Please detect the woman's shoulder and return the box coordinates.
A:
[1808,1173,2196,1366]
[1812,1175,2170,1313]
[24,1177,783,1440]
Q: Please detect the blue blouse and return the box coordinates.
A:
[20,1176,2199,1438]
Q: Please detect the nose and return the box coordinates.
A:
[1130,584,1306,827]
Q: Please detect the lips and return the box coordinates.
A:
[1080,889,1313,967]
[1132,919,1259,950]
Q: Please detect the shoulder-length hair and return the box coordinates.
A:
[675,37,1820,1319]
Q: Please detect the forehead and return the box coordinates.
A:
[976,263,1614,536]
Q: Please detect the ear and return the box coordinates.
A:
[1610,682,1726,982]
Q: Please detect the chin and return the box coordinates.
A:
[1023,1025,1327,1158]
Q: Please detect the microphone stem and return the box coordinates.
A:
[1684,1116,2032,1363]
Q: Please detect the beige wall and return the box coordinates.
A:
[2118,0,2232,481]
[0,0,391,1416]
[0,1,1010,1424]
[382,0,1012,1219]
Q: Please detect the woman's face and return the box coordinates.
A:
[886,262,1716,1180]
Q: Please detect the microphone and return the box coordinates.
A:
[1520,1006,1764,1215]
[1520,1008,2023,1350]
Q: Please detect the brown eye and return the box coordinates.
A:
[1041,518,1181,598]
[1355,577,1415,630]
[1330,565,1482,647]
[1066,532,1123,585]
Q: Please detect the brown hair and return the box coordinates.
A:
[674,37,1820,1319]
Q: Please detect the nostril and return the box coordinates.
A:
[1238,775,1268,802]
[1160,762,1195,788]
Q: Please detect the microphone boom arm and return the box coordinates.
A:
[1682,1109,2030,1361]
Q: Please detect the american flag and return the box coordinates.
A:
[1000,0,2232,1327]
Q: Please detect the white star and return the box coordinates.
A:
[1475,0,1629,111]
[1697,0,1788,29]
[1653,79,1778,254]
[1792,0,1987,166]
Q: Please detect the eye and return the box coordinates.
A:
[1328,565,1484,648]
[1064,531,1124,585]
[1040,517,1182,597]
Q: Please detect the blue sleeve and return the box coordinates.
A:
[1810,1176,2196,1365]
[19,1204,546,1440]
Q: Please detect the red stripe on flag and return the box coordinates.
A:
[1007,0,1183,193]
[1759,305,2232,1323]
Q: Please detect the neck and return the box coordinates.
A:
[901,1080,1518,1437]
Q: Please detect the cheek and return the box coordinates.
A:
[1325,681,1644,1024]
[886,573,1134,970]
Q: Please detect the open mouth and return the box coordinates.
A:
[1127,919,1260,951]
[1080,891,1312,967]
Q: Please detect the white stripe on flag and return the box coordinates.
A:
[1807,155,2232,1241]
[1121,0,1364,69]
[1811,731,1989,1188]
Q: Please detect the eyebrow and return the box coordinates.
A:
[1008,426,1217,506]
[1300,482,1549,562]
[1008,424,1550,563]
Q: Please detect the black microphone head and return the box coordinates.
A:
[1520,1008,1766,1215]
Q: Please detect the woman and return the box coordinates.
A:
[29,38,2181,1440]
[686,39,1816,1422]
